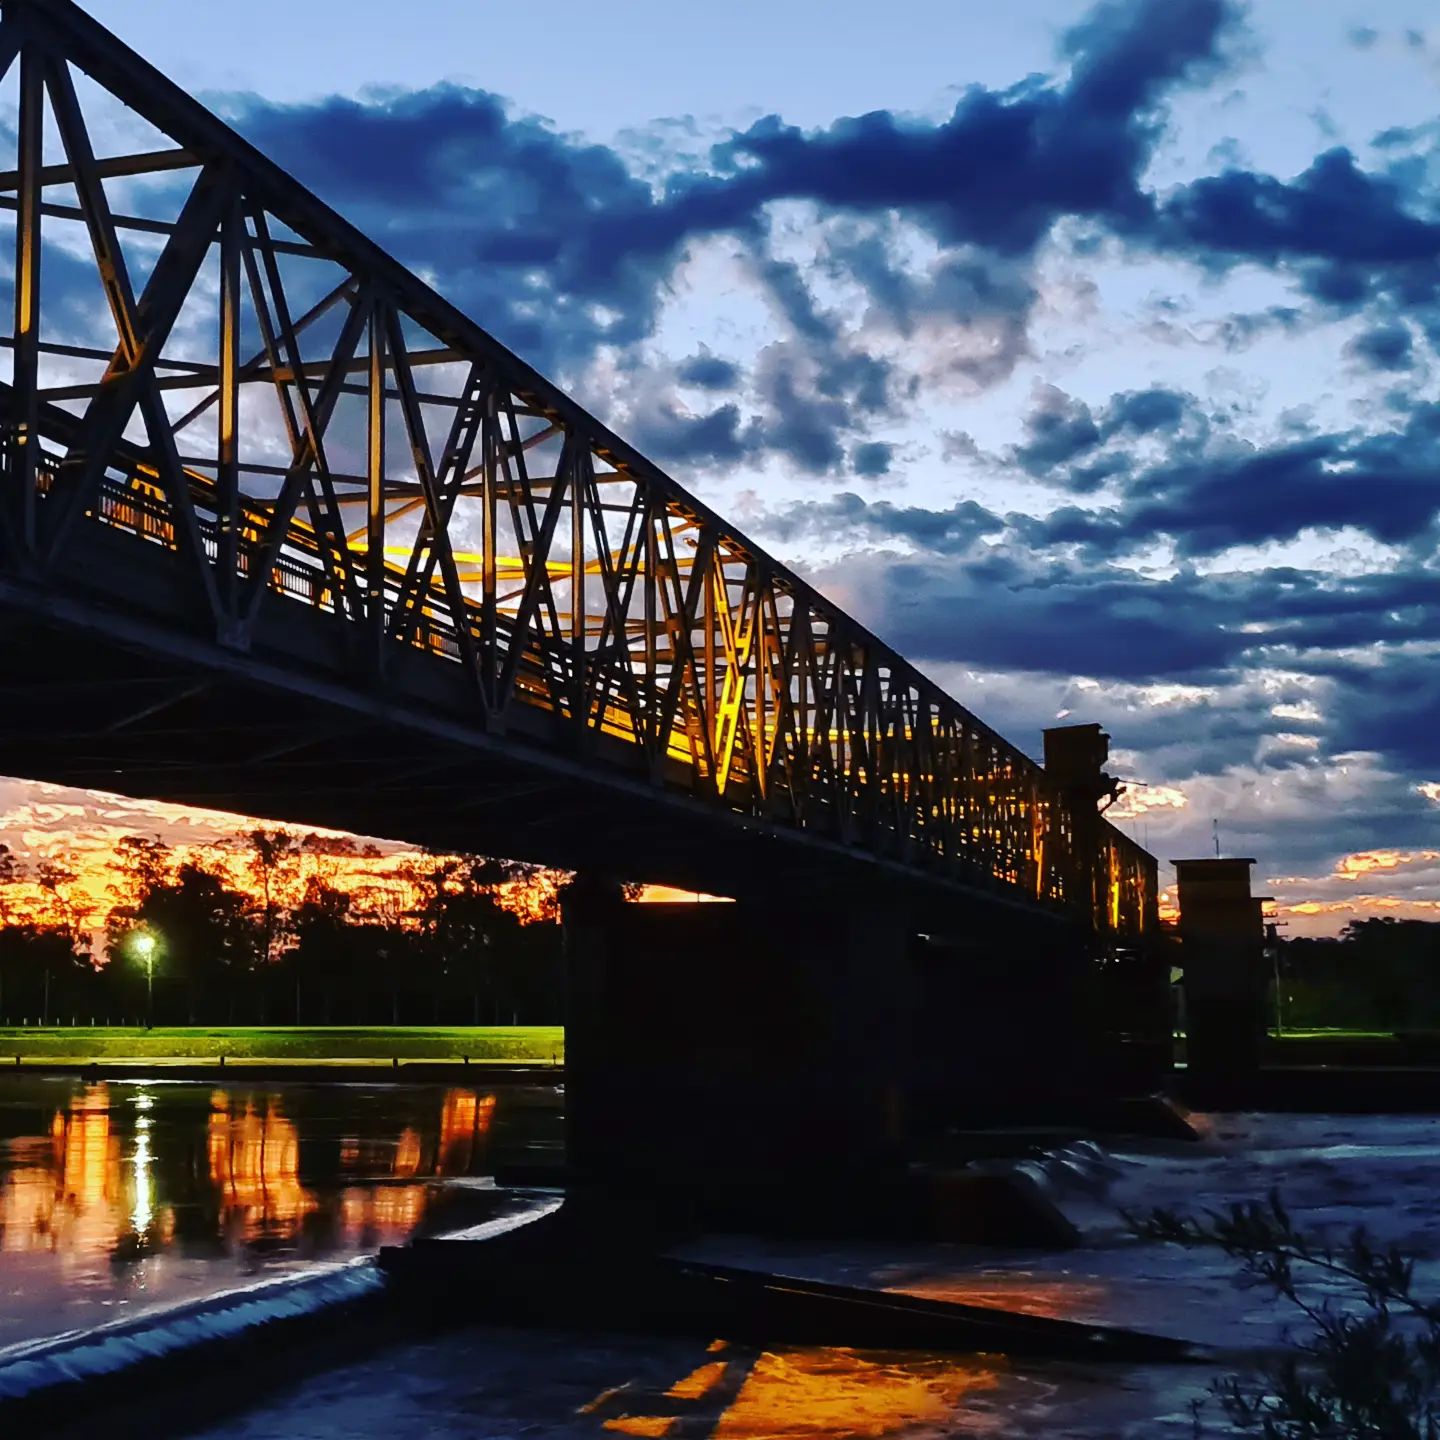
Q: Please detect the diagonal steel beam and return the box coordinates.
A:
[387,361,487,650]
[40,62,227,598]
[386,315,486,702]
[169,277,357,435]
[248,207,366,628]
[239,285,370,638]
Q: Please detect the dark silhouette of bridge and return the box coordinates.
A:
[0,0,1155,942]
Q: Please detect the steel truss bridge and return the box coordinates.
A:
[0,0,1155,936]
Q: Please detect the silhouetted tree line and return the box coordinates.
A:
[1279,918,1440,1031]
[0,831,565,1026]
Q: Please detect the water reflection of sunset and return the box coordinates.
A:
[394,1128,423,1178]
[339,1184,429,1236]
[593,1345,1006,1438]
[208,1093,317,1237]
[884,1274,1110,1324]
[0,1079,523,1349]
[335,1088,497,1182]
[439,1089,496,1174]
[1,1085,125,1262]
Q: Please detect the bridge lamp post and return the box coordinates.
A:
[132,932,157,1027]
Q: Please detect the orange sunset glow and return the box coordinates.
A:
[0,776,565,956]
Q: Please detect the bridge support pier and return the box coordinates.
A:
[911,918,1101,1128]
[562,879,915,1226]
[1174,857,1270,1102]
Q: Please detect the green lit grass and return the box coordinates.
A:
[1271,1029,1398,1041]
[0,1025,564,1064]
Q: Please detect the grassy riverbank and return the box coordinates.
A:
[0,1025,564,1064]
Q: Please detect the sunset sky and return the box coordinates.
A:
[4,0,1438,936]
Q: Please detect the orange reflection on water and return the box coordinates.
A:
[713,1350,1005,1439]
[0,1078,499,1335]
[437,1089,495,1174]
[0,1085,126,1260]
[592,1347,1006,1439]
[339,1139,381,1172]
[666,1360,729,1400]
[603,1418,673,1438]
[335,1089,492,1180]
[394,1128,423,1178]
[60,1086,120,1215]
[207,1091,316,1238]
[338,1183,428,1239]
[885,1273,1109,1323]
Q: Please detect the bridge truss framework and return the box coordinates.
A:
[0,0,1156,936]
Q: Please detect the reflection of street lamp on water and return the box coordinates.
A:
[132,931,157,1027]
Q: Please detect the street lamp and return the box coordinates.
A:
[132,932,156,1028]
[1265,922,1283,1040]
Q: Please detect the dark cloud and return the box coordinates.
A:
[151,0,1251,489]
[676,352,742,390]
[631,402,753,466]
[1005,384,1210,490]
[749,351,851,474]
[993,388,1440,557]
[851,442,895,478]
[215,0,1232,386]
[1106,386,1189,434]
[1346,322,1415,371]
[682,0,1231,262]
[681,0,1231,257]
[866,553,1235,680]
[223,85,666,373]
[1107,420,1439,557]
[226,6,1230,469]
[1013,386,1103,475]
[1205,305,1307,351]
[834,546,1440,690]
[623,337,908,476]
[752,255,839,343]
[767,492,1005,555]
[1147,148,1440,313]
[1332,661,1440,772]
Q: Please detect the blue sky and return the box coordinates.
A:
[6,0,1440,931]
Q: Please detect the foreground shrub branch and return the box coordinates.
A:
[1128,1191,1440,1438]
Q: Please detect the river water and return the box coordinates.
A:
[3,1085,1438,1436]
[0,1075,563,1349]
[197,1109,1440,1439]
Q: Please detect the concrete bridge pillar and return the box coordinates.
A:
[1174,857,1270,1095]
[561,881,915,1195]
[910,918,1099,1127]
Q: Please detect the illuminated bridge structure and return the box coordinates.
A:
[0,0,1156,948]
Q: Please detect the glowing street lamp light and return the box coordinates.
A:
[132,931,157,1026]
